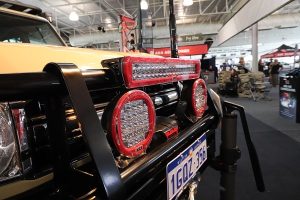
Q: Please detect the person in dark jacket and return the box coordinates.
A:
[269,59,282,87]
[258,59,264,72]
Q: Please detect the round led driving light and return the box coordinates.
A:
[110,90,155,157]
[191,79,207,118]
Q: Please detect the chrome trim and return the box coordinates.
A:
[154,97,163,106]
[166,91,178,102]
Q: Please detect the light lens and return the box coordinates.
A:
[132,63,196,80]
[183,0,193,6]
[120,100,149,148]
[0,103,20,181]
[111,90,155,157]
[140,0,149,10]
[192,79,207,118]
[122,56,201,88]
[69,11,79,21]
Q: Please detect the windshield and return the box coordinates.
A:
[0,12,64,46]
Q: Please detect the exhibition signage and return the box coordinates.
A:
[178,34,205,43]
[261,44,300,58]
[147,44,208,57]
[261,51,300,58]
[279,76,300,123]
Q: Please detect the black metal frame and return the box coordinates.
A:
[223,101,265,193]
[43,63,125,200]
[212,101,266,200]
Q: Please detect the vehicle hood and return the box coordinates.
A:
[0,43,159,74]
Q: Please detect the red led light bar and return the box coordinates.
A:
[122,56,201,88]
[191,79,207,118]
[110,90,156,157]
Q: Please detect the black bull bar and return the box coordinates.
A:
[0,63,222,200]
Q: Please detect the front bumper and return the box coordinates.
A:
[122,113,218,200]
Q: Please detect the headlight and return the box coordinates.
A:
[108,90,156,158]
[0,103,21,182]
[191,79,208,118]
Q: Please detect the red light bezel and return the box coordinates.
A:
[111,90,156,157]
[191,79,207,118]
[122,56,201,88]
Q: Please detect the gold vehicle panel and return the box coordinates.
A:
[0,43,160,74]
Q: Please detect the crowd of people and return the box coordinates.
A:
[213,57,284,88]
[219,57,283,87]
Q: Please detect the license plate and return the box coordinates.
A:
[166,133,207,200]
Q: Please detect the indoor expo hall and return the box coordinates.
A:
[0,0,300,200]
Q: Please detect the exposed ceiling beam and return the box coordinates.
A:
[163,0,167,18]
[42,0,98,32]
[218,0,249,23]
[115,0,133,18]
[152,5,163,18]
[201,0,217,14]
[50,0,98,7]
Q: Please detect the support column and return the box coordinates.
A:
[169,0,178,58]
[138,0,143,51]
[251,23,258,72]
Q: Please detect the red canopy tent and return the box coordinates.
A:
[261,44,300,58]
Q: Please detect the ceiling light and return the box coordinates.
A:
[183,0,193,7]
[140,0,148,10]
[105,17,112,23]
[69,11,79,21]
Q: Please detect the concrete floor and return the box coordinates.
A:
[196,83,300,200]
[208,84,300,143]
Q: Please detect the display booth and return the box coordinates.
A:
[262,45,300,123]
[261,44,300,59]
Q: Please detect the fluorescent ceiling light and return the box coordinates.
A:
[140,0,148,10]
[183,0,193,7]
[69,11,79,21]
[105,17,112,23]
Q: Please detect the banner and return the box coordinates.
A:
[261,51,300,58]
[147,44,208,57]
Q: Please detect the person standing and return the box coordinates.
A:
[269,59,282,87]
[238,57,249,73]
[265,58,273,77]
[258,59,264,72]
[211,65,218,83]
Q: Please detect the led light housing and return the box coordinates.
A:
[110,90,155,157]
[0,103,21,182]
[122,56,200,88]
[191,79,207,118]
